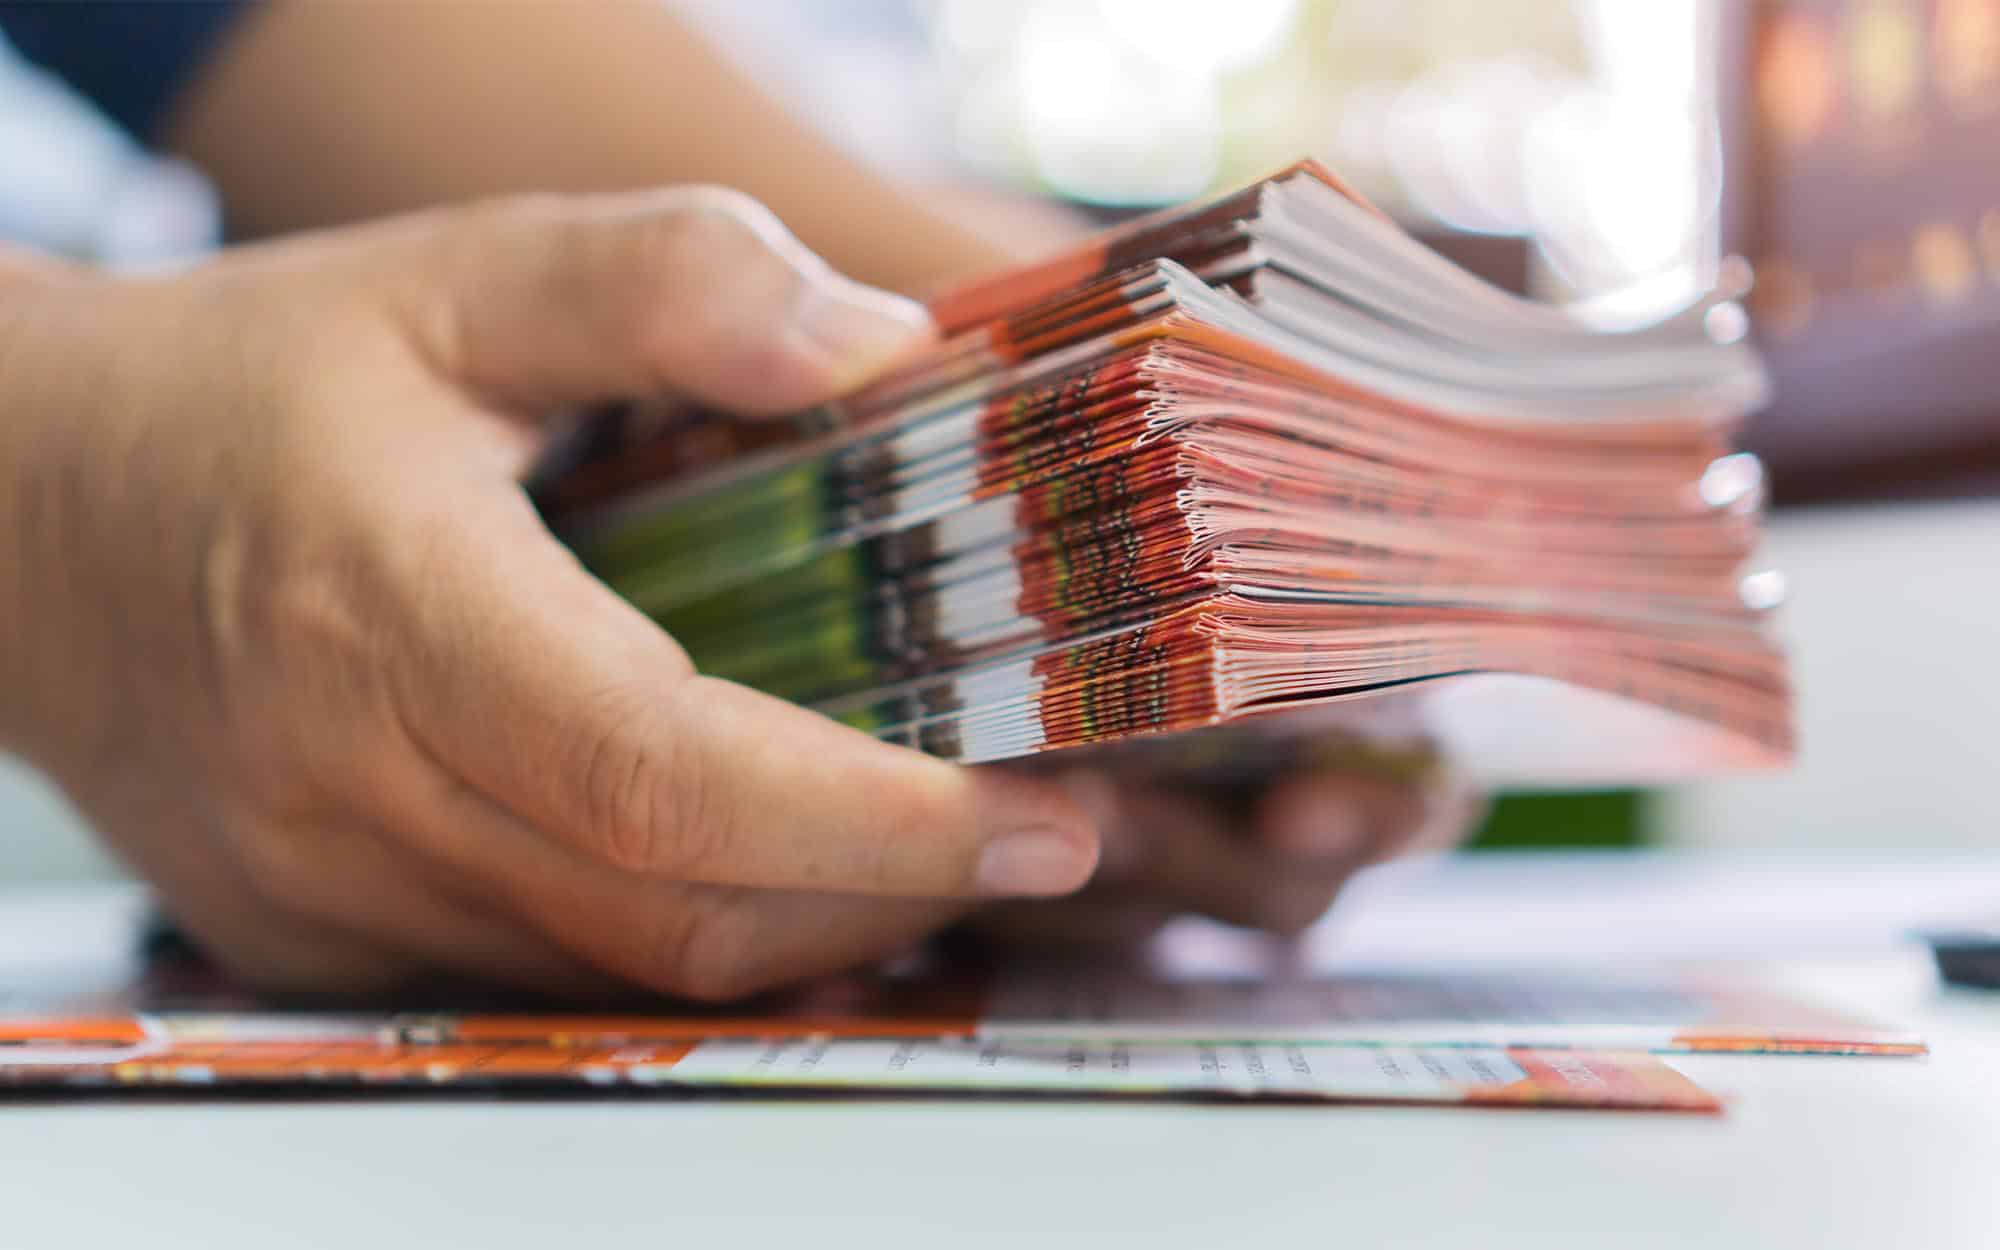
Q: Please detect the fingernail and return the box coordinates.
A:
[976,830,1095,897]
[794,278,935,382]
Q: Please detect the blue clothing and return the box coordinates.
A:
[1,1,250,142]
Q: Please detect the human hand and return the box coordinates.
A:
[0,189,1104,1000]
[968,766,1485,945]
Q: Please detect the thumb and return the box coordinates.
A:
[386,487,1099,901]
[395,185,935,415]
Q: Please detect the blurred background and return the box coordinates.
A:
[4,0,1998,880]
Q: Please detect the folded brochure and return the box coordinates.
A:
[1,956,1917,1110]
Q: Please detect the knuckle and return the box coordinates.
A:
[661,185,781,247]
[629,189,813,355]
[667,184,772,229]
[640,186,781,284]
[575,703,668,873]
[573,695,732,878]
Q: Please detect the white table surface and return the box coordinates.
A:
[5,853,2000,1249]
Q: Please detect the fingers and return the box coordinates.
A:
[151,877,426,1000]
[1256,769,1486,866]
[976,767,1486,947]
[60,787,426,997]
[381,487,1097,901]
[1367,774,1489,864]
[600,676,1097,898]
[1085,784,1354,936]
[213,810,626,998]
[398,186,935,414]
[1254,772,1417,863]
[661,887,969,1002]
[385,761,967,1001]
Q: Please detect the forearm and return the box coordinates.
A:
[165,0,1011,297]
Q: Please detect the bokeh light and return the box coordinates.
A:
[922,0,1717,312]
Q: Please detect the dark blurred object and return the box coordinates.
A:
[1415,231,1535,297]
[1720,0,2000,506]
[1928,932,2000,989]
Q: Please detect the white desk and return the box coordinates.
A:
[4,854,1999,1249]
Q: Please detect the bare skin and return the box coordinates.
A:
[0,3,1482,996]
[165,0,1017,295]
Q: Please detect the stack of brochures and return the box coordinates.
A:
[536,160,1791,783]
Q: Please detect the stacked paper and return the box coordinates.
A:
[537,161,1791,784]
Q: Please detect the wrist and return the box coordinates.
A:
[0,290,42,754]
[0,282,91,764]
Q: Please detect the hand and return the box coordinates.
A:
[968,766,1485,944]
[0,189,1102,1000]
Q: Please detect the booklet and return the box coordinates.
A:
[0,1036,1715,1112]
[0,950,1917,1109]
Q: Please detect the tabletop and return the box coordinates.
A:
[4,852,1999,1249]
